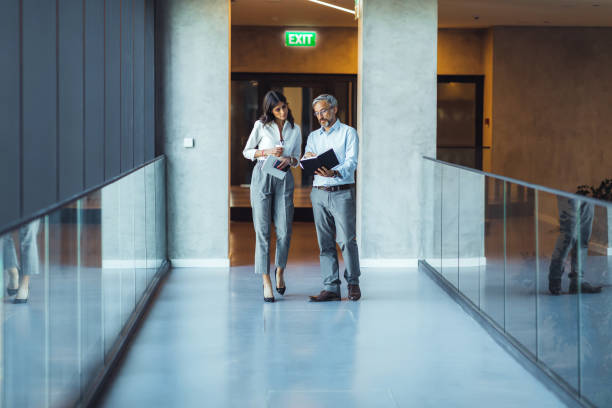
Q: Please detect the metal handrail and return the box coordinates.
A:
[0,155,165,236]
[423,156,612,208]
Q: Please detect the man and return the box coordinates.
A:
[304,94,361,302]
[549,196,601,295]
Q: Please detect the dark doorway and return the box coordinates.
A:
[437,75,484,170]
[230,73,357,220]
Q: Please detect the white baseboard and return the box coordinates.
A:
[170,258,230,268]
[425,257,487,268]
[360,258,419,268]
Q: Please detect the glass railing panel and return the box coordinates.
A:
[133,169,147,302]
[48,202,81,406]
[2,219,46,407]
[144,163,157,287]
[480,176,506,327]
[101,178,123,357]
[119,174,136,327]
[536,191,579,389]
[441,165,460,288]
[78,192,104,395]
[0,232,3,408]
[458,170,485,306]
[578,200,612,407]
[155,157,167,269]
[504,182,537,354]
[0,230,3,408]
[0,156,165,407]
[422,159,442,269]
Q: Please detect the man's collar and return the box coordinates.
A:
[320,119,341,134]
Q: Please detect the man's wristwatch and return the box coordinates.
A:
[332,170,339,178]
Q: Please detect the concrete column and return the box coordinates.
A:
[157,0,230,267]
[357,0,438,266]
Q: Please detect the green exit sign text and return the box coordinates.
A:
[285,31,316,47]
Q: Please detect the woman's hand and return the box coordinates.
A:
[265,147,283,157]
[303,152,316,158]
[276,157,291,170]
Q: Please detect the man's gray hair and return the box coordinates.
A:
[312,94,338,108]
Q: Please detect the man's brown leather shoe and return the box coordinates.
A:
[309,290,341,302]
[348,284,361,301]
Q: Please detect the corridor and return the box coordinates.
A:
[98,223,563,407]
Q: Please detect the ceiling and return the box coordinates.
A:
[231,0,612,28]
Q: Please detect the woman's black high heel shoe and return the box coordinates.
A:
[275,269,286,295]
[7,268,19,296]
[263,285,275,303]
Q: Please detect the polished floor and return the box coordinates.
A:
[99,223,564,407]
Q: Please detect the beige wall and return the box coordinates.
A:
[438,29,485,75]
[232,26,488,76]
[231,26,358,73]
[491,27,612,193]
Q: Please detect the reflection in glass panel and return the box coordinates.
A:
[48,203,80,406]
[101,179,122,357]
[441,165,459,288]
[79,192,103,395]
[155,158,167,269]
[119,175,136,327]
[2,219,46,407]
[144,164,157,287]
[0,231,3,407]
[458,170,485,306]
[0,158,165,407]
[504,182,537,354]
[579,200,611,406]
[480,177,505,326]
[423,160,442,269]
[134,169,147,302]
[537,191,579,389]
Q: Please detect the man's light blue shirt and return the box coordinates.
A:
[304,119,359,187]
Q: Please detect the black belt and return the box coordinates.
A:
[314,184,354,192]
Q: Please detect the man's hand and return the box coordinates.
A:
[315,167,336,178]
[265,147,283,157]
[276,157,291,170]
[303,152,316,158]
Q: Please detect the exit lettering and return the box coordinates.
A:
[285,32,316,47]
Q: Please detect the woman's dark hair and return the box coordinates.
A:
[259,90,295,128]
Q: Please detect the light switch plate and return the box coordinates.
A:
[183,138,194,148]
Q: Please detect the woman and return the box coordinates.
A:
[243,90,302,302]
[3,219,41,304]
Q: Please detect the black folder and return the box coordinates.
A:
[300,149,340,177]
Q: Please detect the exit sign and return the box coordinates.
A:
[285,31,316,47]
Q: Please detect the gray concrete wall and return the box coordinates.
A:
[158,0,230,266]
[358,0,438,266]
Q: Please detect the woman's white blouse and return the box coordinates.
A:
[242,120,302,164]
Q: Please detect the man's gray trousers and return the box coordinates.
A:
[549,196,594,283]
[310,186,360,294]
